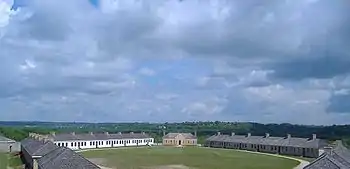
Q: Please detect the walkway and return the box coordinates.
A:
[232,149,309,169]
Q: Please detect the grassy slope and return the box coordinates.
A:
[0,153,8,169]
[82,147,299,169]
[8,154,22,169]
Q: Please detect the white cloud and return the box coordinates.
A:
[139,67,156,76]
[0,0,349,124]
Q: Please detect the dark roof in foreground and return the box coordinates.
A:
[37,147,101,169]
[49,132,152,141]
[304,141,350,169]
[206,134,323,148]
[163,133,197,139]
[21,138,58,156]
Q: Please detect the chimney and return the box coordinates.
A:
[247,133,251,137]
[287,134,291,139]
[105,132,109,135]
[33,158,39,169]
[194,130,197,137]
[90,132,94,135]
[142,132,145,135]
[217,132,221,136]
[265,133,270,138]
[118,132,122,134]
[163,130,166,136]
[71,132,75,136]
[324,146,333,155]
[50,132,56,136]
[130,132,134,134]
[231,132,235,136]
[38,135,43,141]
[312,134,317,140]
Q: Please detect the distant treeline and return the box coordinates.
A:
[0,121,350,144]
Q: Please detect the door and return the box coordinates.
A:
[179,140,182,145]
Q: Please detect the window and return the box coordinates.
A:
[74,142,77,147]
[84,142,87,146]
[71,142,73,147]
[66,143,68,147]
[58,143,61,146]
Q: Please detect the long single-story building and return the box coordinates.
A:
[0,135,16,152]
[205,132,326,158]
[29,131,154,150]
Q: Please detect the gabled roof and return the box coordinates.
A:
[206,134,322,148]
[304,142,350,169]
[21,138,58,156]
[37,147,101,169]
[162,133,197,139]
[49,132,152,141]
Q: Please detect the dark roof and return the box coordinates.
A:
[206,134,322,148]
[37,147,101,169]
[21,138,58,156]
[304,141,350,169]
[163,133,197,139]
[49,132,152,141]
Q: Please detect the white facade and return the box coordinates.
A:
[54,138,154,150]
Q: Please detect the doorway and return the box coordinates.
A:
[178,140,182,145]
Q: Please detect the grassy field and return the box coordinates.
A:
[82,147,300,169]
[0,153,8,169]
[0,152,23,169]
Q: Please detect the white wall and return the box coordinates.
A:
[54,138,154,150]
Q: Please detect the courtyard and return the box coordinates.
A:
[81,146,300,169]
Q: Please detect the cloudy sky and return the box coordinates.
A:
[0,0,350,124]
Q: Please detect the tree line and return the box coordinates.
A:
[0,121,349,145]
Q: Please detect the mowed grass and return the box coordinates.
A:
[82,147,300,169]
[0,152,23,169]
[0,152,8,169]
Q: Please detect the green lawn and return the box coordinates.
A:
[0,153,8,169]
[0,152,23,169]
[81,147,300,169]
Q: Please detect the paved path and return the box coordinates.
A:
[213,148,310,169]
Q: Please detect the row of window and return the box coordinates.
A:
[55,139,153,147]
[164,140,196,144]
[210,141,316,154]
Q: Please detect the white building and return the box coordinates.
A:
[29,131,154,150]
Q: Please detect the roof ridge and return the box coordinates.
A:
[38,146,65,168]
[303,153,327,168]
[70,149,101,168]
[33,141,54,155]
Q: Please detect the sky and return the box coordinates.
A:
[0,0,350,124]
